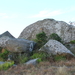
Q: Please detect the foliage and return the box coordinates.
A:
[0,61,14,70]
[31,51,51,62]
[8,52,29,64]
[54,55,66,61]
[0,57,4,61]
[49,33,61,42]
[31,51,46,59]
[37,58,42,63]
[34,31,47,49]
[70,40,75,44]
[18,55,29,64]
[0,49,9,60]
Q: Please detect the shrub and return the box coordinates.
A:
[0,61,14,70]
[37,58,42,63]
[31,51,51,62]
[0,49,9,60]
[34,31,47,49]
[49,33,61,42]
[31,52,46,59]
[70,40,75,44]
[18,56,28,64]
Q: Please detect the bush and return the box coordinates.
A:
[0,49,9,60]
[70,40,75,44]
[31,52,46,59]
[18,55,28,64]
[31,51,51,62]
[34,31,47,49]
[49,33,61,42]
[37,58,42,63]
[0,61,14,70]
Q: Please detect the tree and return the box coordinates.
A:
[34,31,47,49]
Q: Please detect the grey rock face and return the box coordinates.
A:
[39,40,74,56]
[0,36,36,52]
[19,19,75,42]
[0,31,15,38]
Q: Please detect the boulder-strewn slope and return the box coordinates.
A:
[19,19,75,42]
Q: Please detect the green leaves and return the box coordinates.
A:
[49,33,61,42]
[34,31,47,49]
[0,49,9,60]
[0,61,14,70]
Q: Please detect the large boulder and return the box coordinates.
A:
[0,36,36,52]
[19,19,75,42]
[39,40,74,57]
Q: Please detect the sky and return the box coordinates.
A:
[0,0,75,38]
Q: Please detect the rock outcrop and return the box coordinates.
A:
[0,31,15,38]
[0,36,35,52]
[0,32,36,52]
[39,40,74,57]
[19,19,75,42]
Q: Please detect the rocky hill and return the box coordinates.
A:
[19,19,75,42]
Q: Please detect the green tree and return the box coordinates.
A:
[49,33,61,42]
[34,31,47,49]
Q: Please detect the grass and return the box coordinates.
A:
[54,55,66,61]
[0,58,75,75]
[0,61,14,70]
[56,65,71,75]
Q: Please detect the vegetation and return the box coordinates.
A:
[34,32,62,50]
[0,49,9,61]
[70,40,75,44]
[56,65,71,75]
[33,31,47,49]
[31,51,46,59]
[0,32,74,75]
[0,61,14,70]
[49,33,61,42]
[36,58,42,63]
[54,55,66,61]
[0,58,75,75]
[18,55,29,64]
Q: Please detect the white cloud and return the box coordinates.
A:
[30,10,63,18]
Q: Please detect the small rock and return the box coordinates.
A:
[25,58,38,65]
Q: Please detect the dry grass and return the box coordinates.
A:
[56,65,71,75]
[0,58,75,75]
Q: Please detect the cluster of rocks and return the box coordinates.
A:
[0,31,36,53]
[0,18,75,65]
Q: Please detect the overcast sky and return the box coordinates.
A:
[0,0,75,38]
